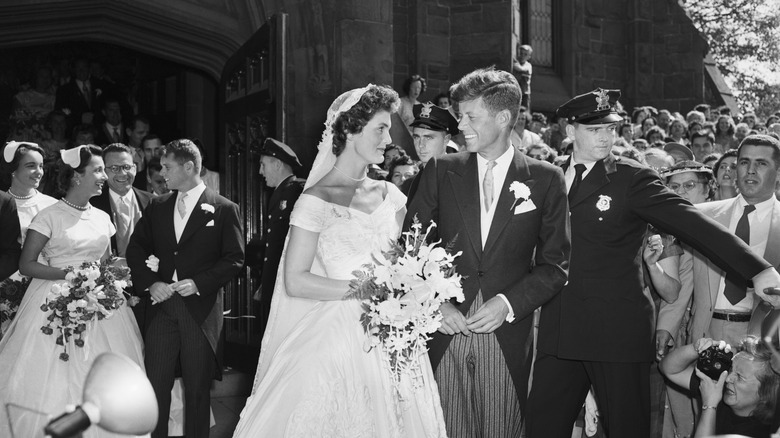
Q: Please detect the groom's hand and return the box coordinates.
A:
[150,281,174,304]
[438,302,471,336]
[172,279,200,297]
[466,297,508,333]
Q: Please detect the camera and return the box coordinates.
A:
[696,343,733,380]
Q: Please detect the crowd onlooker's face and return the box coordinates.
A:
[458,97,504,158]
[641,117,656,133]
[569,122,617,162]
[142,139,163,163]
[412,127,448,164]
[147,168,168,195]
[529,120,544,134]
[691,137,713,161]
[35,68,52,92]
[658,112,671,130]
[744,115,756,128]
[408,81,422,101]
[670,121,685,139]
[50,114,68,139]
[717,117,731,133]
[436,96,451,109]
[104,151,136,196]
[104,102,122,127]
[723,354,763,416]
[737,144,780,204]
[716,156,738,191]
[735,124,750,141]
[390,164,416,188]
[74,60,90,82]
[127,121,149,147]
[667,172,708,204]
[383,147,401,169]
[13,150,44,191]
[620,125,633,142]
[647,131,664,144]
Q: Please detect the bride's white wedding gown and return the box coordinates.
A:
[233,184,447,437]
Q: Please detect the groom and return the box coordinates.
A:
[406,67,571,437]
[127,139,244,438]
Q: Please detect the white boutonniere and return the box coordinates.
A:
[509,181,531,210]
[201,203,215,214]
[145,255,159,273]
[596,195,612,212]
[280,200,287,211]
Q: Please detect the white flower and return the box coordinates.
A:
[509,181,531,201]
[201,203,215,214]
[146,255,160,273]
[67,302,79,312]
[65,271,77,282]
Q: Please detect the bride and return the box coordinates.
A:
[232,85,447,437]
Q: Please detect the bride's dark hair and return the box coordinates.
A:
[56,145,103,196]
[331,85,400,156]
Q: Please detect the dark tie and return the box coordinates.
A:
[568,164,586,203]
[723,204,757,305]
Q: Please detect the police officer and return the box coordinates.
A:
[252,138,305,332]
[526,88,780,438]
[404,102,459,203]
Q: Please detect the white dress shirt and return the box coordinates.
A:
[564,158,598,193]
[476,146,516,322]
[714,195,775,312]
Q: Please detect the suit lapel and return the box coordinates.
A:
[484,150,532,254]
[447,154,482,258]
[160,193,178,248]
[178,188,216,246]
[569,155,614,207]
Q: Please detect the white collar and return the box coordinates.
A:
[476,144,514,168]
[109,188,134,205]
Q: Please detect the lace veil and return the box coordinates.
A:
[250,85,374,390]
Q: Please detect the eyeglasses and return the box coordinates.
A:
[667,181,702,193]
[107,164,135,173]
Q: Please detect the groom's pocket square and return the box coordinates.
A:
[514,200,537,215]
[206,220,215,227]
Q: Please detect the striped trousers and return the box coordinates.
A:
[434,291,523,438]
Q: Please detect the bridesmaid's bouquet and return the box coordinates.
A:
[0,274,31,339]
[40,257,132,361]
[347,218,464,391]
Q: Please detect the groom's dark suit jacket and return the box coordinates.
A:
[406,149,570,399]
[126,187,244,376]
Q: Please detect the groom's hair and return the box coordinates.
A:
[163,139,202,173]
[450,67,521,128]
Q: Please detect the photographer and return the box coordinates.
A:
[660,336,779,437]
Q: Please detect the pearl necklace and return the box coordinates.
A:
[333,165,367,182]
[8,189,35,200]
[61,198,90,211]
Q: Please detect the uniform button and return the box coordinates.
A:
[265,243,269,247]
[263,257,267,261]
[477,271,484,277]
[174,251,178,255]
[267,228,271,233]
[267,214,271,219]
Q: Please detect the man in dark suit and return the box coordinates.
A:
[90,143,153,332]
[94,98,127,147]
[406,67,571,438]
[526,89,780,438]
[54,58,104,126]
[248,138,304,333]
[0,190,21,280]
[403,102,458,204]
[126,139,244,438]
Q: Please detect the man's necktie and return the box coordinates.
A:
[115,197,131,257]
[483,160,497,212]
[178,193,188,219]
[81,82,91,106]
[568,163,586,203]
[723,204,756,305]
[112,127,120,143]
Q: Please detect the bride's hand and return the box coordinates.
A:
[109,257,128,268]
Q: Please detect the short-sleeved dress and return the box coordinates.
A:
[233,184,447,438]
[0,202,146,438]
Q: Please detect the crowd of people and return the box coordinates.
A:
[2,56,780,438]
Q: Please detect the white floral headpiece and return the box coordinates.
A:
[60,145,88,169]
[3,141,39,163]
[304,84,375,190]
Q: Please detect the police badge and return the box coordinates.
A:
[280,200,287,211]
[420,102,434,118]
[595,89,610,111]
[596,195,612,212]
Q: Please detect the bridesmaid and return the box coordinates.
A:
[2,142,58,242]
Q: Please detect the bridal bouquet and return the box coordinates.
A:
[348,218,464,390]
[40,257,131,361]
[0,274,31,339]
